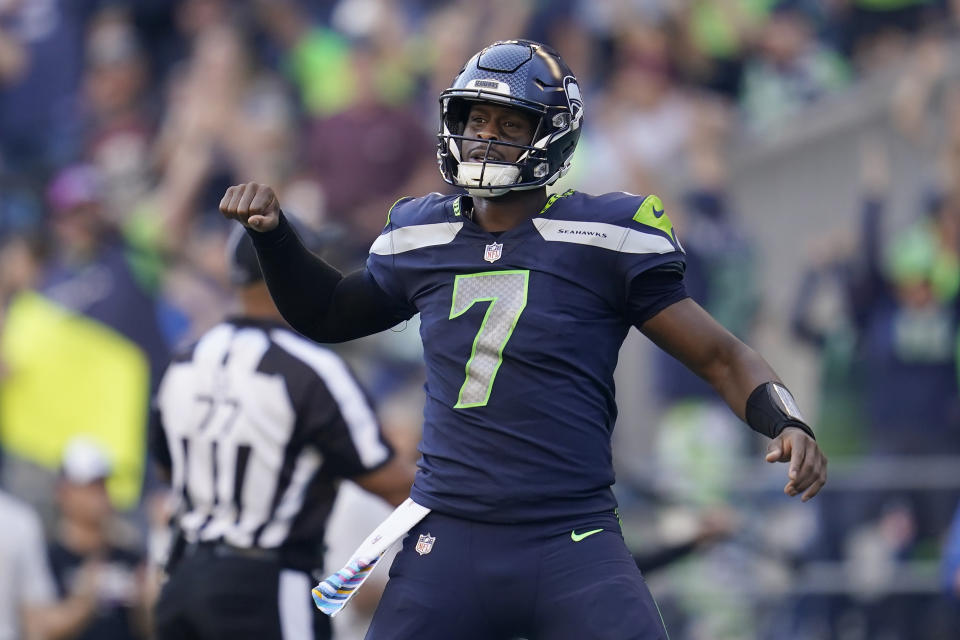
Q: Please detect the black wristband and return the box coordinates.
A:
[745,382,815,440]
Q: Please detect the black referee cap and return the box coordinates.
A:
[226,214,336,287]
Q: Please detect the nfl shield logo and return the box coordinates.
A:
[484,242,503,263]
[415,533,436,556]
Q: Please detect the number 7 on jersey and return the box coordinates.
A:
[449,270,529,408]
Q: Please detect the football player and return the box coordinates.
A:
[220,39,827,640]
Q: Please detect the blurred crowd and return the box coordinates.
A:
[2,0,960,639]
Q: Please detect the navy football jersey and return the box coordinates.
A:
[366,190,686,522]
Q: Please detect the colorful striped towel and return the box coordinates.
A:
[311,556,380,616]
[312,498,430,617]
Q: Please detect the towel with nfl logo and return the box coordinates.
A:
[312,498,431,617]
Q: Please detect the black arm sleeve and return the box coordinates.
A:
[248,213,414,342]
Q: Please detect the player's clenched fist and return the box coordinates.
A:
[219,183,280,232]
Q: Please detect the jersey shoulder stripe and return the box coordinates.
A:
[369,221,464,255]
[371,193,463,256]
[370,193,463,256]
[532,218,676,254]
[537,191,682,254]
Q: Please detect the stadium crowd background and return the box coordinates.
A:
[2,0,960,638]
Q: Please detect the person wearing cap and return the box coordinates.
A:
[150,218,415,640]
[44,437,150,640]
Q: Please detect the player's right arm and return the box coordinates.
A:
[220,183,413,342]
[641,298,827,502]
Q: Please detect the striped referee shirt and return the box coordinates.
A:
[150,317,393,570]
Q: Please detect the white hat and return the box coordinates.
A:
[60,438,112,484]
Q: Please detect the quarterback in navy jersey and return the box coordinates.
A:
[364,188,689,524]
[221,40,827,640]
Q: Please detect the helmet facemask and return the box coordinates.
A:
[438,92,578,198]
[436,40,583,197]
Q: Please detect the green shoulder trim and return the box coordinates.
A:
[633,194,675,238]
[538,189,575,216]
[453,196,462,217]
[384,196,411,228]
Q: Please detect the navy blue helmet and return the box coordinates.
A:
[437,40,584,197]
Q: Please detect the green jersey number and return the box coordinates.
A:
[449,270,529,408]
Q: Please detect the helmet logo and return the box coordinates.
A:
[484,242,503,263]
[563,76,583,123]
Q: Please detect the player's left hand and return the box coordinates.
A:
[765,427,827,502]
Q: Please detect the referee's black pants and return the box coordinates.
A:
[154,544,330,640]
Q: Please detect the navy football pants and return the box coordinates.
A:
[365,511,669,640]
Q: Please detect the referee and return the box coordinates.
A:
[150,220,415,640]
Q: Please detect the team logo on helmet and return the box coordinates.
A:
[484,242,503,263]
[415,533,436,555]
[563,76,583,123]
